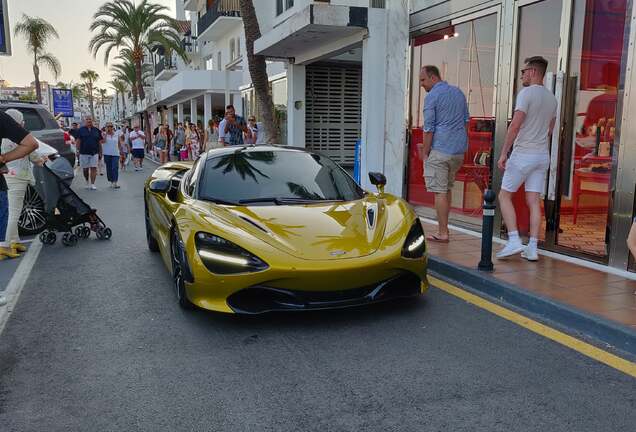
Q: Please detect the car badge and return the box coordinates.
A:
[330,250,347,256]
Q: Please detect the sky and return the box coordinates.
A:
[0,0,176,93]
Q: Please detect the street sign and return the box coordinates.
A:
[0,0,11,56]
[52,88,74,117]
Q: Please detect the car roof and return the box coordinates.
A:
[0,101,48,109]
[203,144,313,160]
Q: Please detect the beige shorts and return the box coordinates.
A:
[424,150,464,193]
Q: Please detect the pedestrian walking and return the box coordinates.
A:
[246,116,258,144]
[155,125,169,164]
[0,109,48,257]
[129,124,146,171]
[174,123,185,161]
[189,122,201,159]
[0,110,39,260]
[496,56,557,261]
[205,119,219,150]
[418,65,469,243]
[222,107,250,146]
[165,124,174,160]
[102,123,123,188]
[119,129,130,172]
[76,116,104,190]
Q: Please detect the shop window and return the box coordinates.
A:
[408,13,497,228]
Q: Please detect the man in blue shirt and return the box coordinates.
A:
[76,116,103,190]
[418,65,469,243]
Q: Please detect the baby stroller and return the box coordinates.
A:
[33,155,112,247]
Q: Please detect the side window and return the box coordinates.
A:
[18,108,45,131]
[183,160,200,197]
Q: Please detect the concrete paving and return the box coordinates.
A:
[0,162,634,432]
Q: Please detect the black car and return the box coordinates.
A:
[0,101,76,235]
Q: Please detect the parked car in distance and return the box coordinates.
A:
[0,101,75,235]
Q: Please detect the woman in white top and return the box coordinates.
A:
[205,119,219,150]
[102,123,124,188]
[1,109,50,254]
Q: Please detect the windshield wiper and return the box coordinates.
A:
[238,197,345,205]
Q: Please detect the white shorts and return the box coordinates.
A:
[501,151,549,193]
[79,154,99,168]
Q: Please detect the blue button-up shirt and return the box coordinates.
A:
[423,81,469,155]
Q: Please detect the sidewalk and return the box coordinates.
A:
[421,219,636,354]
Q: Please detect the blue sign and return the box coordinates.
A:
[52,88,74,117]
[0,0,10,55]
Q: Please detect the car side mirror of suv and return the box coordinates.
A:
[149,179,171,193]
[368,172,387,194]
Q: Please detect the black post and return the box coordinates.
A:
[478,189,497,272]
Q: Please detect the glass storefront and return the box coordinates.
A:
[408,13,497,228]
[409,0,635,270]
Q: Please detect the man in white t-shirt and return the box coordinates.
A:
[496,56,557,261]
[129,124,146,171]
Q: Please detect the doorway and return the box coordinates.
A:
[510,0,630,261]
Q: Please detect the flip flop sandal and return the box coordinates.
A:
[426,234,450,243]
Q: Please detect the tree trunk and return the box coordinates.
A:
[33,62,42,104]
[133,47,146,101]
[121,92,126,115]
[88,83,95,119]
[115,92,120,121]
[238,0,280,144]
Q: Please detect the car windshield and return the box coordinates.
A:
[198,149,364,204]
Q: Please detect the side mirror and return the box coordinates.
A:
[149,178,170,193]
[368,172,387,194]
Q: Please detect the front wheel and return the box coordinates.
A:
[145,196,159,252]
[19,185,47,236]
[171,229,194,310]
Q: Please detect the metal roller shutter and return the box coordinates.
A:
[305,64,362,166]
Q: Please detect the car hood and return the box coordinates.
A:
[200,197,388,260]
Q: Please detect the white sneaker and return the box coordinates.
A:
[90,184,97,190]
[521,247,539,261]
[496,240,524,259]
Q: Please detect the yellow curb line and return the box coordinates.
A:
[429,276,636,379]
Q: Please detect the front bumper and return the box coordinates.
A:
[226,272,425,314]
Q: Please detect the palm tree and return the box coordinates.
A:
[14,14,62,104]
[80,69,99,119]
[109,79,127,121]
[111,55,152,106]
[55,81,68,89]
[89,0,186,102]
[238,0,280,144]
[97,88,108,122]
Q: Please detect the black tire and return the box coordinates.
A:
[18,185,47,236]
[102,227,112,240]
[46,232,56,245]
[62,232,77,247]
[171,229,194,310]
[145,197,159,252]
[96,228,104,240]
[82,226,91,238]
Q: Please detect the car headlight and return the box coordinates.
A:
[402,220,426,258]
[195,232,269,274]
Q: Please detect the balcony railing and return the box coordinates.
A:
[155,57,176,76]
[197,0,241,36]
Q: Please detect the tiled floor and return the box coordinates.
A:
[422,222,636,330]
[540,213,607,256]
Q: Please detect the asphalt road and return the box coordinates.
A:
[0,160,634,432]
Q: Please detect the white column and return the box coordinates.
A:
[286,64,306,147]
[232,92,243,117]
[204,93,212,127]
[177,103,184,124]
[167,106,174,130]
[360,5,408,196]
[190,98,198,125]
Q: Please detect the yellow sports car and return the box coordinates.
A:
[144,145,428,313]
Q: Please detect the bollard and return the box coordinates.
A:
[478,189,497,272]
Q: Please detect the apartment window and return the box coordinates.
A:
[276,0,294,16]
[237,37,241,57]
[217,52,222,71]
[205,57,214,71]
[230,38,236,61]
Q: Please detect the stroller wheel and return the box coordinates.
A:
[75,227,84,238]
[102,228,112,240]
[96,228,104,240]
[46,232,56,245]
[39,231,49,244]
[62,233,78,247]
[82,226,91,238]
